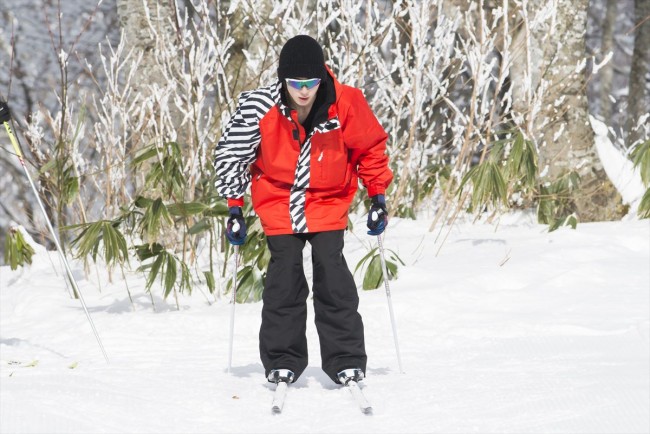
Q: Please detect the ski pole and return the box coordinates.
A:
[376,233,403,373]
[227,243,240,373]
[0,101,109,363]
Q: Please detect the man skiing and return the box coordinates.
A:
[214,35,392,390]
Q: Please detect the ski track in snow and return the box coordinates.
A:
[1,215,649,433]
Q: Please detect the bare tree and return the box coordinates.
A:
[626,0,650,148]
[510,0,623,222]
[599,0,618,121]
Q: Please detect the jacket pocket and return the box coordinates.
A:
[309,130,349,189]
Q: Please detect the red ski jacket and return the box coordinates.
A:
[214,68,392,235]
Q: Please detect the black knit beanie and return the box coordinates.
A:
[277,35,327,81]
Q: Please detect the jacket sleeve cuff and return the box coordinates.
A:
[227,197,244,207]
[366,185,385,198]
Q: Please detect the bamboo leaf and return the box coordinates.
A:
[226,265,264,303]
[16,230,35,266]
[362,256,383,290]
[566,214,578,229]
[568,171,581,189]
[637,187,650,219]
[134,196,153,208]
[387,249,406,266]
[69,220,128,268]
[630,140,650,187]
[6,234,14,267]
[61,170,79,206]
[204,271,216,293]
[164,254,177,298]
[180,261,191,295]
[463,161,507,211]
[39,158,58,175]
[131,147,158,167]
[548,217,564,232]
[243,266,264,302]
[140,198,173,241]
[134,243,164,261]
[113,224,129,265]
[203,202,230,217]
[458,164,479,194]
[102,223,116,264]
[232,266,254,303]
[189,218,212,235]
[354,247,379,274]
[167,202,209,217]
[522,137,538,186]
[6,234,17,270]
[144,253,164,292]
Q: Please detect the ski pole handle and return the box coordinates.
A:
[0,101,11,123]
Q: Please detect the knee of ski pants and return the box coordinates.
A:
[264,234,309,302]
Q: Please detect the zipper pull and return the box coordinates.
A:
[317,151,323,162]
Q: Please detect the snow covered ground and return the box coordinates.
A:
[1,213,649,433]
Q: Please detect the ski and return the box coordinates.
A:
[345,380,373,414]
[268,369,294,414]
[338,368,373,414]
[271,381,288,413]
[268,368,372,414]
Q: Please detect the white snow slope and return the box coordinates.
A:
[1,214,649,434]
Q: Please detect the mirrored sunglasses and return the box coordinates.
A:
[285,78,321,90]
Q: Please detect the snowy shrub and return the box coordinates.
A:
[5,0,631,297]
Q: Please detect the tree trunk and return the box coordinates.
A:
[626,0,650,148]
[599,0,618,121]
[511,0,623,222]
[116,0,177,97]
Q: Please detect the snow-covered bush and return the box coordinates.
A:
[6,0,643,299]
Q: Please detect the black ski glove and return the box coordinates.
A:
[367,194,388,235]
[225,206,247,245]
[0,101,12,123]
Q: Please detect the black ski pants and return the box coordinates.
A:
[259,230,367,384]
